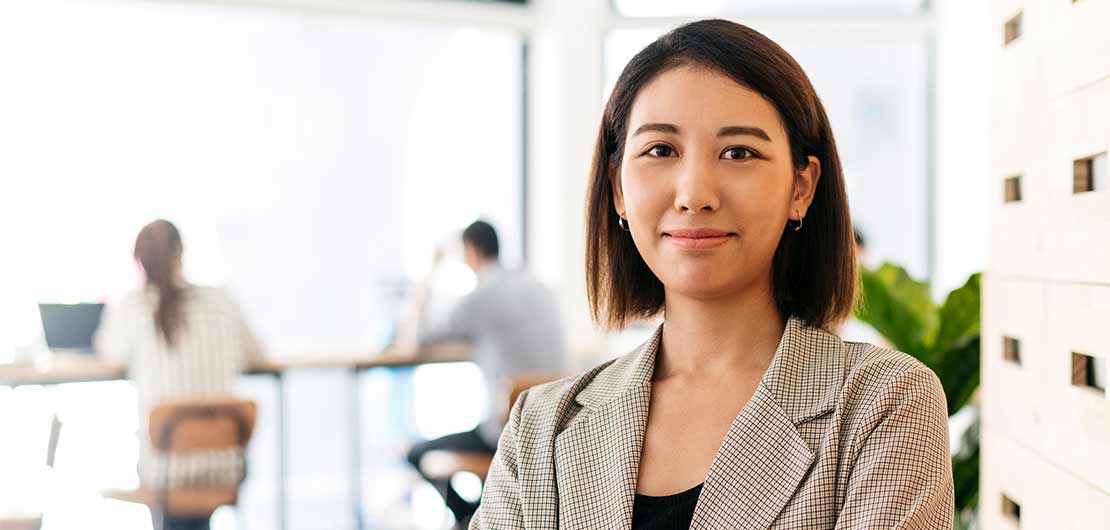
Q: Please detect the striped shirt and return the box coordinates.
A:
[95,283,263,487]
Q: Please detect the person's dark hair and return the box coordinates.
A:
[585,19,857,331]
[134,219,187,346]
[462,220,500,260]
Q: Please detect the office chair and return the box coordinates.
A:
[103,399,256,530]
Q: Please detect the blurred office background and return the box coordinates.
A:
[0,0,998,529]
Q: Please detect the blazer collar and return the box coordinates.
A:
[573,314,844,425]
[555,314,845,530]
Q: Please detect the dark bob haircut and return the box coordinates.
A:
[585,19,857,332]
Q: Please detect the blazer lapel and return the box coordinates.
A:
[689,383,815,530]
[690,316,843,530]
[553,325,660,530]
[551,316,843,530]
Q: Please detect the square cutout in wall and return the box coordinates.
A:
[1004,175,1022,203]
[1071,352,1106,394]
[1003,336,1021,365]
[1073,152,1107,194]
[1004,12,1022,46]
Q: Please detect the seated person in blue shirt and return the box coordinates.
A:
[404,220,566,528]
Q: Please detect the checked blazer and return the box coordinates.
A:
[470,315,954,529]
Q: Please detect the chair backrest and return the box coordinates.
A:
[148,399,257,453]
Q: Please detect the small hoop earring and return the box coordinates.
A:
[793,210,804,232]
[618,216,631,232]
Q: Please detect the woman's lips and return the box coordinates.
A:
[662,229,736,250]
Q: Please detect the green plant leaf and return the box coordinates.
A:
[932,273,982,356]
[952,437,980,515]
[855,263,937,360]
[936,337,981,414]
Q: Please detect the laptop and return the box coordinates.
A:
[38,303,105,353]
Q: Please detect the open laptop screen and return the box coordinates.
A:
[38,303,105,352]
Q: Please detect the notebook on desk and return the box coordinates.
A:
[38,303,104,353]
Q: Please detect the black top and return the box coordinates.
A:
[631,483,704,530]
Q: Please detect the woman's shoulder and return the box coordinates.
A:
[108,288,156,314]
[512,339,652,426]
[187,284,231,300]
[839,339,940,391]
[111,283,231,305]
[840,335,918,368]
[183,285,246,313]
[834,338,948,423]
[514,357,621,416]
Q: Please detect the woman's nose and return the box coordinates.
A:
[674,160,720,213]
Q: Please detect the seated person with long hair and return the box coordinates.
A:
[96,220,264,530]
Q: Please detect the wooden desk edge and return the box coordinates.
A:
[1,343,471,385]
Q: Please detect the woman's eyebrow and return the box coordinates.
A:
[630,123,771,142]
[718,126,771,141]
[631,123,680,137]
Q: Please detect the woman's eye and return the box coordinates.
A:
[645,145,676,158]
[722,147,756,160]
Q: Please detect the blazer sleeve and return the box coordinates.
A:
[470,388,529,530]
[835,365,955,530]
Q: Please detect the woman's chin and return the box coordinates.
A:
[661,276,738,300]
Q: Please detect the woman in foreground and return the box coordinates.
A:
[470,19,953,530]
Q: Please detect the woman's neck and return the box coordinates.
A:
[657,281,785,380]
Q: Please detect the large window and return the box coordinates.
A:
[0,0,524,358]
[0,2,522,529]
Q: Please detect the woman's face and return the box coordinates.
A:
[613,65,820,301]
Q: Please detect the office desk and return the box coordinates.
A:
[0,343,471,530]
[0,343,470,386]
[0,355,127,386]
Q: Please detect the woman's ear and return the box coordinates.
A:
[611,165,626,216]
[790,156,821,218]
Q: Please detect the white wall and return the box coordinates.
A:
[932,0,991,297]
[525,0,609,360]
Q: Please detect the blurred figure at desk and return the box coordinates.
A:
[94,219,264,530]
[403,220,566,527]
